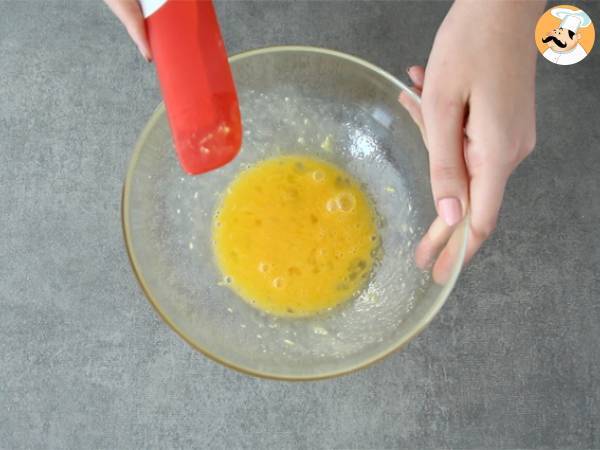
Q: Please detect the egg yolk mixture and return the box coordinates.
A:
[212,155,380,316]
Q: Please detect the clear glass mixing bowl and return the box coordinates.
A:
[122,46,468,379]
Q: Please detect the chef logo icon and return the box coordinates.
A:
[535,5,595,65]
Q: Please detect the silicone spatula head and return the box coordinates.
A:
[142,0,242,175]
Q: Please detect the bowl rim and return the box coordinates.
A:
[122,45,468,381]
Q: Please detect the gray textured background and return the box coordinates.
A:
[1,0,599,448]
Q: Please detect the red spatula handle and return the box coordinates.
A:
[141,0,242,175]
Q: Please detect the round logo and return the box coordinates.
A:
[535,5,595,66]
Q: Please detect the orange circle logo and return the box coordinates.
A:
[535,5,595,65]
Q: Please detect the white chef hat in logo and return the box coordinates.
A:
[551,7,592,33]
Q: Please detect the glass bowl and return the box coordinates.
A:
[122,46,468,380]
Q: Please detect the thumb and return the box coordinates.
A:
[421,85,469,227]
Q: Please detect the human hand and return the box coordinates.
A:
[104,0,152,61]
[399,0,544,283]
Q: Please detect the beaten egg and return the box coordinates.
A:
[212,155,380,316]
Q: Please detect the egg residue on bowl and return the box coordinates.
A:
[212,155,380,317]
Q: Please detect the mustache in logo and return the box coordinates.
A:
[542,35,567,48]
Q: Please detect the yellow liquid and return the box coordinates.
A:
[212,155,379,316]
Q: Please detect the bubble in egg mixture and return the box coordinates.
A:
[272,277,285,289]
[325,197,338,213]
[212,155,380,317]
[312,170,325,182]
[258,261,271,273]
[335,192,356,212]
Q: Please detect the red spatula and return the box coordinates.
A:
[141,0,242,175]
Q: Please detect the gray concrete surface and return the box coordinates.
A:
[1,0,599,448]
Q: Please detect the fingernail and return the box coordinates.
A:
[137,45,148,61]
[438,197,462,227]
[133,37,152,62]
